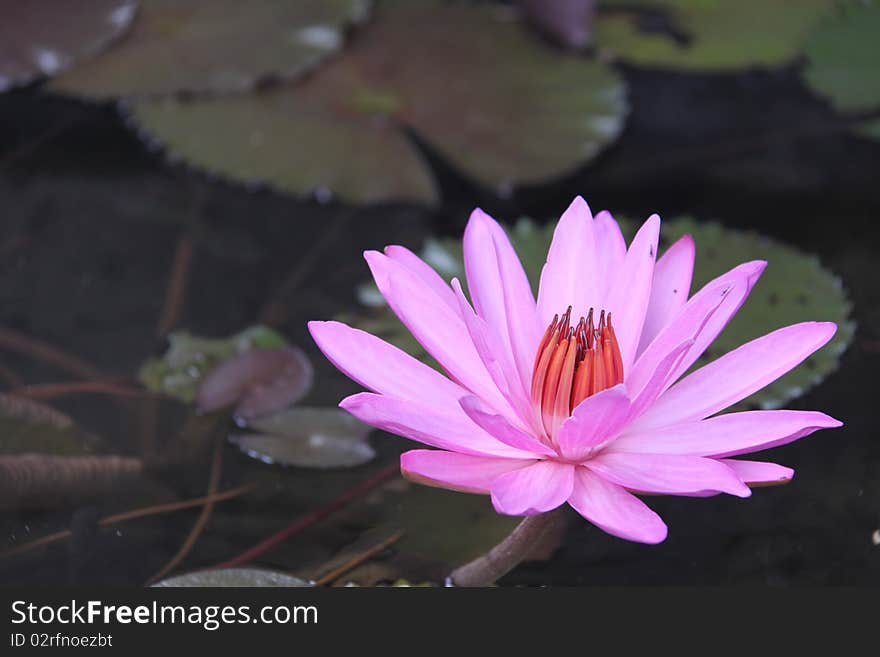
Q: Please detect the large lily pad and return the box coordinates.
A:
[231,406,376,469]
[349,216,852,410]
[138,325,289,403]
[152,567,312,587]
[126,0,627,204]
[50,0,371,98]
[0,0,137,92]
[593,0,833,70]
[803,1,880,115]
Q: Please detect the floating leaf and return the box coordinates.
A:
[0,0,137,92]
[152,567,312,587]
[349,216,852,410]
[50,0,371,98]
[803,1,880,114]
[196,347,313,420]
[126,0,626,204]
[593,0,833,70]
[138,325,289,403]
[231,407,375,469]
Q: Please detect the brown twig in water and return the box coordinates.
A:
[147,440,224,584]
[0,483,255,560]
[0,115,86,169]
[0,327,106,380]
[313,531,404,587]
[211,463,400,570]
[12,381,160,401]
[258,210,352,327]
[156,235,194,337]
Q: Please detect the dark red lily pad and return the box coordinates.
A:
[0,0,138,92]
[195,347,314,420]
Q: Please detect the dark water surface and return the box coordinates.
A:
[0,63,877,586]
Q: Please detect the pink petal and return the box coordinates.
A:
[490,460,575,515]
[664,260,767,384]
[604,214,661,372]
[638,234,695,355]
[451,279,534,427]
[721,459,794,487]
[537,196,600,326]
[587,452,751,498]
[308,320,466,405]
[593,210,627,298]
[628,261,762,400]
[567,467,667,544]
[626,339,694,422]
[340,393,533,459]
[610,410,842,457]
[557,384,631,461]
[400,449,534,494]
[633,322,838,431]
[459,395,556,457]
[365,250,509,412]
[384,244,459,312]
[463,209,541,396]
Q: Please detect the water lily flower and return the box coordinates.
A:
[309,197,841,544]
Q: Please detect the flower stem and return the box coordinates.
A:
[448,508,566,587]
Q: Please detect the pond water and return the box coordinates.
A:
[0,62,877,587]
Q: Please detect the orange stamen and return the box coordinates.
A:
[530,307,625,439]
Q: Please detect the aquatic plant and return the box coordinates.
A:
[310,197,843,585]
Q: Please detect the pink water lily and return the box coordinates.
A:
[309,197,842,544]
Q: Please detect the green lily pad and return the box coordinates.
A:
[231,406,376,469]
[50,0,371,98]
[0,0,137,92]
[348,216,852,410]
[593,0,833,70]
[0,393,96,456]
[803,1,880,114]
[855,117,880,141]
[125,0,626,204]
[138,325,289,403]
[152,567,312,587]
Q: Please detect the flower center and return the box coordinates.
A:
[530,307,624,438]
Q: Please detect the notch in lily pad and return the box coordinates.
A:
[592,0,834,71]
[196,347,313,421]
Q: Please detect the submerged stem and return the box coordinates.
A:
[448,508,565,587]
